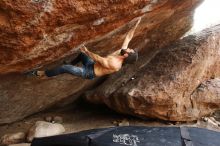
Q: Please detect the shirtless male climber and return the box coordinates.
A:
[31,18,141,79]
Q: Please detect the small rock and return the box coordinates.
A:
[112,120,118,125]
[27,121,65,142]
[202,117,208,122]
[1,132,26,145]
[118,119,130,126]
[113,119,130,126]
[53,116,63,124]
[209,117,220,127]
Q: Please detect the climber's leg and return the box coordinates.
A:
[45,65,85,78]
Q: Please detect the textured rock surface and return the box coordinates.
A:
[27,121,65,142]
[86,25,220,121]
[192,79,220,117]
[0,0,200,74]
[0,0,201,124]
[1,132,26,145]
[0,74,98,124]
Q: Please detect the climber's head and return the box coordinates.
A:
[120,48,138,64]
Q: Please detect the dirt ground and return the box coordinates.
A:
[1,100,220,143]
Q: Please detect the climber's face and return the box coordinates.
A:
[120,48,135,56]
[120,48,138,64]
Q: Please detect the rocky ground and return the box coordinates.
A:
[1,99,220,145]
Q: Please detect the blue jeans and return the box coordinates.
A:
[45,53,95,79]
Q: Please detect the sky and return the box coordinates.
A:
[192,0,220,32]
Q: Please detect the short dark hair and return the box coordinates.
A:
[120,49,138,64]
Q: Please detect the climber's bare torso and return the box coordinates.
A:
[81,47,135,77]
[94,56,123,76]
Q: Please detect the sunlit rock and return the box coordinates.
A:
[86,25,220,121]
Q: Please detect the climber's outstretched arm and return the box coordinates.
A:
[121,17,141,50]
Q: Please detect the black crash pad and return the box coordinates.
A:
[31,126,220,146]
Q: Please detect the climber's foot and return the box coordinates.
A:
[25,70,45,77]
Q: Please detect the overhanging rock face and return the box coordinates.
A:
[0,0,201,124]
[0,0,200,74]
[86,25,220,121]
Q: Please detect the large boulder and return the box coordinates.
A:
[0,74,98,124]
[86,25,220,121]
[0,0,201,124]
[0,0,201,74]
